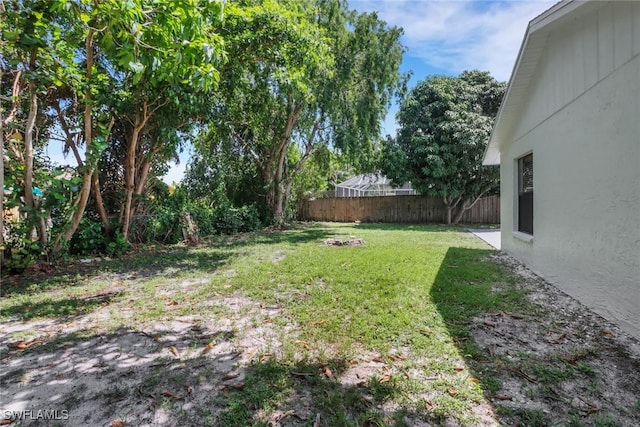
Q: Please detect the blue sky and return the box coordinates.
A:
[45,0,557,184]
[350,0,557,138]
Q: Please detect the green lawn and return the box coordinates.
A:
[1,223,533,425]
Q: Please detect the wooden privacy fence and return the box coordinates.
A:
[297,194,500,224]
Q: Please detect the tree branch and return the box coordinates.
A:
[1,70,22,127]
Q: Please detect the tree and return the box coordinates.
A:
[1,0,84,251]
[382,70,505,224]
[1,0,226,260]
[200,0,407,225]
[84,0,225,242]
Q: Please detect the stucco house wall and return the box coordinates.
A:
[485,1,640,338]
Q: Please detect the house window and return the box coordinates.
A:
[518,153,533,235]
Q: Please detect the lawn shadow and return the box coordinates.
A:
[0,326,242,426]
[215,357,420,426]
[222,225,335,247]
[0,325,418,426]
[430,247,521,426]
[2,226,335,297]
[0,291,122,322]
[430,247,640,426]
[0,245,237,298]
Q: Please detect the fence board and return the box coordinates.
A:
[298,195,500,224]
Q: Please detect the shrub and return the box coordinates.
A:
[213,204,262,234]
[68,219,130,256]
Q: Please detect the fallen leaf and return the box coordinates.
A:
[185,385,193,394]
[271,410,297,422]
[379,367,391,383]
[469,377,480,383]
[424,400,434,410]
[291,371,313,378]
[161,391,174,397]
[313,413,321,427]
[167,300,179,306]
[483,320,497,327]
[454,367,464,372]
[168,345,179,357]
[8,340,44,351]
[222,372,240,381]
[202,342,214,354]
[322,366,333,378]
[372,356,384,363]
[260,353,273,362]
[295,340,310,349]
[0,420,13,426]
[447,388,459,396]
[603,331,614,339]
[388,354,406,361]
[111,420,125,427]
[494,394,512,401]
[229,382,245,390]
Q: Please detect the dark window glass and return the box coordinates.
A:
[518,153,533,235]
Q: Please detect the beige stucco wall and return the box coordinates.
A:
[499,7,640,337]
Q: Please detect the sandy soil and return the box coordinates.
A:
[1,252,639,426]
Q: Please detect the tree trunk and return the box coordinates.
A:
[452,202,467,224]
[121,106,149,241]
[92,171,110,228]
[451,192,487,225]
[1,69,24,266]
[442,195,462,225]
[23,86,38,240]
[53,29,95,253]
[271,145,287,226]
[122,126,140,242]
[268,101,301,226]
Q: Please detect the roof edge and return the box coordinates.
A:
[483,0,595,166]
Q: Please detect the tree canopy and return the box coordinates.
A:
[1,0,407,269]
[196,0,408,224]
[382,70,505,224]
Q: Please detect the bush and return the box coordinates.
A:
[68,219,130,256]
[213,204,262,234]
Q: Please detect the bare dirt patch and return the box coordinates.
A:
[323,237,365,246]
[1,251,639,426]
[467,253,640,426]
[0,294,291,426]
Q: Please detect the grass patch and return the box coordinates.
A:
[0,223,536,424]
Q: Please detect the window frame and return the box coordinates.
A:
[517,152,534,236]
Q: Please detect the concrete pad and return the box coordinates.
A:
[468,228,501,250]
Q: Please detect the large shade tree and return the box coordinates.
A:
[382,70,506,224]
[199,0,407,225]
[2,0,226,253]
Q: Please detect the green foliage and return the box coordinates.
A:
[199,0,407,224]
[2,232,43,273]
[212,203,262,235]
[382,70,505,222]
[68,219,130,257]
[128,187,263,244]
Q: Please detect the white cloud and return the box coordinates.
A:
[350,0,557,81]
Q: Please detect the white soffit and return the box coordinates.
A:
[483,0,598,165]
